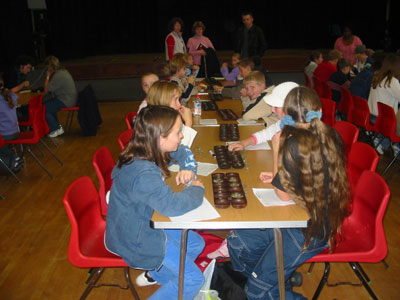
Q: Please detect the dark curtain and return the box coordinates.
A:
[0,0,393,72]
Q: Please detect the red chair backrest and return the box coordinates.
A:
[313,77,324,98]
[336,170,390,260]
[347,142,379,188]
[333,121,359,155]
[322,81,332,99]
[351,96,371,128]
[125,111,137,130]
[339,87,354,117]
[118,129,134,151]
[92,146,116,216]
[63,176,112,267]
[320,97,336,126]
[375,102,398,139]
[21,95,43,125]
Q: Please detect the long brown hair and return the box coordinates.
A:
[371,54,400,89]
[279,87,350,250]
[0,79,14,108]
[118,106,180,178]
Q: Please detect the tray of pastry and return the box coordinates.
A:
[218,109,238,120]
[212,172,247,209]
[219,124,239,141]
[201,100,219,111]
[213,145,245,169]
[209,93,223,101]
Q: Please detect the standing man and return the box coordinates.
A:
[236,12,267,59]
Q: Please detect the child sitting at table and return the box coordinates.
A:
[227,86,350,300]
[327,58,352,104]
[105,105,205,300]
[137,72,159,113]
[165,53,196,106]
[184,53,200,78]
[147,80,197,147]
[0,79,24,173]
[220,53,240,83]
[227,81,299,152]
[241,71,278,126]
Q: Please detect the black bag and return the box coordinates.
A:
[210,261,247,300]
[77,84,102,136]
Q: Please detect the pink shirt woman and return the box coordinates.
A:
[186,21,215,66]
[334,27,362,65]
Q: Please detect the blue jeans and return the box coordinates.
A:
[149,230,205,300]
[227,229,328,300]
[43,98,66,132]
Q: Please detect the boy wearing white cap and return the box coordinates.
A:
[228,81,299,151]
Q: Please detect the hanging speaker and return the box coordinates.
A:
[27,0,47,10]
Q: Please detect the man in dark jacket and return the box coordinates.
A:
[236,12,267,59]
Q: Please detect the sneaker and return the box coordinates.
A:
[135,271,158,287]
[376,144,384,155]
[392,143,400,157]
[47,126,64,138]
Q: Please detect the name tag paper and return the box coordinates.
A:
[170,197,221,222]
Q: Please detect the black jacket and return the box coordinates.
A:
[236,25,267,58]
[77,84,102,136]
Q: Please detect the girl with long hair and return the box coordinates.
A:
[105,105,205,300]
[227,86,351,300]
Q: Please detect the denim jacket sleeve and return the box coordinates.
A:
[170,144,197,173]
[135,166,204,216]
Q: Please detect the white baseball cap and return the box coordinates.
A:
[263,81,299,107]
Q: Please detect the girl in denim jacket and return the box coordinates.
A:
[105,106,205,300]
[228,87,351,300]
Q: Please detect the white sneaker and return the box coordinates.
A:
[392,143,400,157]
[135,271,158,287]
[47,126,64,138]
[376,144,384,155]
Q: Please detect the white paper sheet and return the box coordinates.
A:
[170,197,221,222]
[245,142,271,151]
[253,188,296,207]
[168,162,218,177]
[196,162,219,176]
[200,119,218,125]
[181,125,197,148]
[237,118,258,125]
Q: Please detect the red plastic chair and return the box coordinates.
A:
[347,142,379,189]
[338,87,354,120]
[313,77,324,98]
[18,94,43,128]
[320,98,336,126]
[350,95,376,142]
[5,108,63,179]
[63,176,140,300]
[374,102,400,176]
[92,146,116,216]
[125,111,137,130]
[60,106,79,132]
[118,129,134,151]
[306,170,390,300]
[333,121,360,156]
[321,81,332,99]
[0,134,22,183]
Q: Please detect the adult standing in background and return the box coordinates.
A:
[236,12,267,59]
[334,26,362,65]
[43,55,77,137]
[165,17,186,61]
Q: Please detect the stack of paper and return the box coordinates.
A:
[253,188,296,207]
[200,119,218,125]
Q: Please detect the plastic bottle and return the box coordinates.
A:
[193,94,202,116]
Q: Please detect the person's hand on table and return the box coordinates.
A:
[259,172,274,184]
[175,170,195,185]
[228,142,245,152]
[187,75,195,84]
[213,85,223,92]
[23,80,30,87]
[190,179,205,189]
